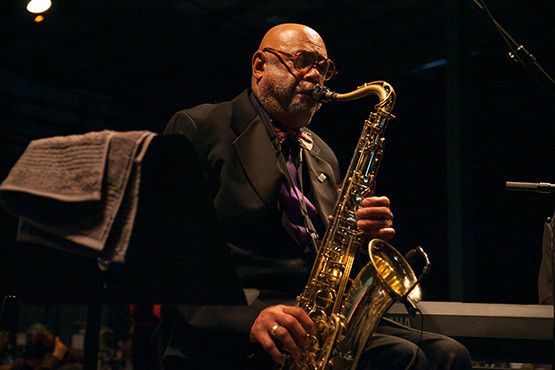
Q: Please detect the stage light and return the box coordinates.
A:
[27,0,52,14]
[34,15,45,22]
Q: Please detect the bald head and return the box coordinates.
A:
[250,24,328,129]
[251,24,329,89]
[258,23,327,55]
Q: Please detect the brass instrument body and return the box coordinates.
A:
[291,82,421,369]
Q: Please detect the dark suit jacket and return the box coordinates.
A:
[160,89,341,365]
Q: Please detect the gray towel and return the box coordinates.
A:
[0,130,157,262]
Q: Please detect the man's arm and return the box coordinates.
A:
[249,196,396,365]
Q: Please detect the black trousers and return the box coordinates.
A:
[161,317,472,369]
[360,318,472,369]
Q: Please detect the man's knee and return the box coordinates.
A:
[440,339,472,369]
[423,336,472,369]
[359,335,429,370]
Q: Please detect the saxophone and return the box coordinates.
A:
[288,81,426,369]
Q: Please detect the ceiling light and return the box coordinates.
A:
[27,0,52,14]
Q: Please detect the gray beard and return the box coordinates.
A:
[259,84,318,128]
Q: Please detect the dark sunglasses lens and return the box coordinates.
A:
[294,52,314,71]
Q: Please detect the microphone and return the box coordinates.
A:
[401,247,431,317]
[505,181,555,193]
[404,248,419,265]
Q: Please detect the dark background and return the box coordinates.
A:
[1,0,553,305]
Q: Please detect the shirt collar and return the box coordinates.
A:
[248,91,313,151]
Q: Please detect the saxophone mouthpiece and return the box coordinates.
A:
[312,84,336,103]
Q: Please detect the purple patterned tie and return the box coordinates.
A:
[278,136,319,248]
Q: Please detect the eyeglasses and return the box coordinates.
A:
[262,47,337,81]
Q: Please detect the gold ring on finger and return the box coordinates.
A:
[269,324,279,338]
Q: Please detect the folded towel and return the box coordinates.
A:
[0,130,157,262]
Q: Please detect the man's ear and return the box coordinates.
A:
[252,50,265,80]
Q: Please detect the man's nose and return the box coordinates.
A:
[303,65,325,83]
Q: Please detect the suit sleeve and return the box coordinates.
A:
[160,108,271,357]
[164,111,199,138]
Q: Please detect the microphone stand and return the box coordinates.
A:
[471,0,554,361]
[550,210,555,366]
[469,0,555,98]
[506,181,555,365]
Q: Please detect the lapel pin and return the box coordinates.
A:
[317,173,327,183]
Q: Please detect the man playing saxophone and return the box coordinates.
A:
[160,23,472,369]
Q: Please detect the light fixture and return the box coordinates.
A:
[27,0,52,14]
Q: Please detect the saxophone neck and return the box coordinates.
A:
[311,81,396,111]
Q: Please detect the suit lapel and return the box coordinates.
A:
[303,147,338,227]
[229,91,338,238]
[230,92,282,207]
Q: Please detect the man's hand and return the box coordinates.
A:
[356,196,395,241]
[250,305,316,366]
